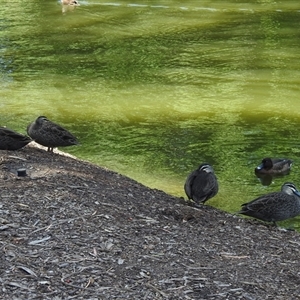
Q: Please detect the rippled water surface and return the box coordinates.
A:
[1,0,300,228]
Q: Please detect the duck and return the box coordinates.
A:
[61,0,80,5]
[238,182,300,226]
[0,127,32,150]
[184,163,219,205]
[27,116,79,152]
[255,157,292,175]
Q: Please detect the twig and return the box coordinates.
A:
[28,217,82,236]
[16,265,38,277]
[84,277,94,288]
[180,263,215,270]
[6,281,34,291]
[7,155,27,161]
[28,236,51,245]
[145,282,168,298]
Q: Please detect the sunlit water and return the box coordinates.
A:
[1,1,300,229]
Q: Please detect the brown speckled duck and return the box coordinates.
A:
[184,163,219,205]
[27,116,78,152]
[0,127,32,150]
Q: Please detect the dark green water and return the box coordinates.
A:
[1,0,300,229]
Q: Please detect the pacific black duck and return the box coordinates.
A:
[184,163,219,205]
[0,127,32,150]
[27,116,78,152]
[255,157,292,175]
[238,182,300,226]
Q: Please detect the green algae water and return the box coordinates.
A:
[1,0,300,229]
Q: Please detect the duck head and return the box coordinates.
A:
[198,163,214,173]
[281,182,300,197]
[256,158,273,171]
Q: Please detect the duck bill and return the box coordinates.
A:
[293,190,300,197]
[256,164,263,170]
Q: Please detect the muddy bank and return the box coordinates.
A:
[0,144,299,299]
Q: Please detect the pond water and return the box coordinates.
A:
[1,0,300,229]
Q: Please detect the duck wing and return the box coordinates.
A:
[191,171,218,203]
[184,170,198,200]
[1,127,30,141]
[42,121,78,146]
[0,127,31,150]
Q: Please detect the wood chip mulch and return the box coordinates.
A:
[1,144,300,300]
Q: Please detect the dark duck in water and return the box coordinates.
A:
[255,158,292,175]
[184,163,219,205]
[27,116,78,152]
[0,127,32,150]
[238,182,300,226]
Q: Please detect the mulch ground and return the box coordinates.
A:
[1,144,300,300]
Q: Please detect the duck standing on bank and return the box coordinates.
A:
[184,163,219,205]
[238,182,300,226]
[0,127,32,150]
[27,116,78,152]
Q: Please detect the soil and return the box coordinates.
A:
[1,143,300,300]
